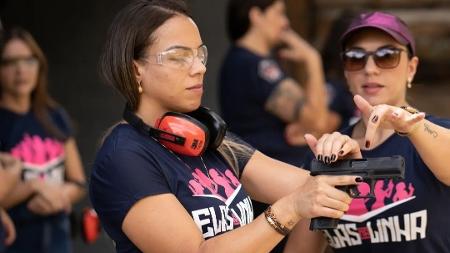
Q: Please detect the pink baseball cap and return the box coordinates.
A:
[340,11,416,56]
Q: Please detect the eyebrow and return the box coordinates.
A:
[164,43,205,51]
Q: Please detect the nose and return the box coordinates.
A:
[364,55,380,75]
[190,56,206,76]
[283,15,290,29]
[15,61,28,75]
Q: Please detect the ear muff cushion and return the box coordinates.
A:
[187,107,227,149]
[157,112,210,156]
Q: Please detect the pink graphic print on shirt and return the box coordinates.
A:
[188,168,240,202]
[347,179,416,215]
[11,134,65,183]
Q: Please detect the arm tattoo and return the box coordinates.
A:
[265,78,304,122]
[424,123,438,138]
[292,98,306,122]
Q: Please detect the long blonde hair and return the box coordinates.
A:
[217,136,255,177]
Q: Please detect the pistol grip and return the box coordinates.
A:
[310,217,339,231]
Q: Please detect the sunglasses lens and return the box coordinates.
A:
[343,48,402,71]
[343,50,367,71]
[374,48,401,69]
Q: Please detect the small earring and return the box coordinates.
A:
[138,81,143,93]
[407,80,412,89]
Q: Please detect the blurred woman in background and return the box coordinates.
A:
[0,27,86,253]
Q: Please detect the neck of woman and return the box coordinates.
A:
[236,31,271,57]
[0,94,31,114]
[135,99,166,128]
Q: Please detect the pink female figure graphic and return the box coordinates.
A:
[188,178,205,195]
[192,168,218,194]
[372,180,394,210]
[346,183,370,215]
[224,169,240,187]
[393,182,415,201]
[209,169,236,198]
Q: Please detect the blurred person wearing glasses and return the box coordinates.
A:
[89,1,366,252]
[284,11,450,253]
[0,27,86,253]
[0,19,20,253]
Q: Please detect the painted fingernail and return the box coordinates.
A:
[365,140,370,148]
[325,156,330,164]
[339,150,344,156]
[318,154,323,161]
[371,115,378,123]
[331,154,336,161]
[355,177,363,183]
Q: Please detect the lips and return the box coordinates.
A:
[186,84,203,91]
[361,82,384,95]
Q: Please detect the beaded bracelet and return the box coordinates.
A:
[264,205,291,236]
[395,106,420,136]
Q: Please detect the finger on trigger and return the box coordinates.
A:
[323,183,353,204]
[326,175,360,187]
[322,195,351,212]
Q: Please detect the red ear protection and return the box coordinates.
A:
[81,208,101,244]
[155,112,209,156]
[186,106,227,150]
[123,105,227,156]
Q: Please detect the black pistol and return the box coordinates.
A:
[309,155,405,231]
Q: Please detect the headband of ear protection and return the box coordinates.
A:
[122,105,227,156]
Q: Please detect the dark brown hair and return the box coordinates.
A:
[226,0,278,42]
[99,0,190,111]
[0,27,69,140]
[100,0,254,175]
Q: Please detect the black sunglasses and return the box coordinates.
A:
[342,46,405,71]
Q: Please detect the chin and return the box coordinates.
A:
[363,95,390,106]
[15,84,35,95]
[178,101,202,113]
[12,89,33,98]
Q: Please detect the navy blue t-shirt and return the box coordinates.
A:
[0,107,73,252]
[0,216,5,253]
[219,45,309,167]
[89,124,255,253]
[304,115,450,252]
[325,79,358,131]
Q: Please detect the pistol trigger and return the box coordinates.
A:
[349,186,360,198]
